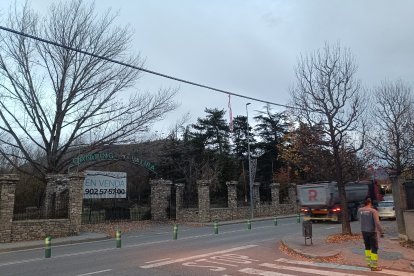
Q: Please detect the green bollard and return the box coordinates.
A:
[274,217,278,226]
[214,221,218,234]
[173,224,178,240]
[116,230,121,248]
[44,236,52,258]
[247,219,251,230]
[297,213,301,223]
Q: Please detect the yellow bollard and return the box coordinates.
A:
[44,236,52,258]
[116,230,121,248]
[173,224,178,240]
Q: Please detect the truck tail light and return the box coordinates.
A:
[332,207,341,212]
[300,207,309,213]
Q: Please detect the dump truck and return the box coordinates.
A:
[297,180,383,222]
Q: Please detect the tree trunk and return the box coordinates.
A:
[338,182,352,234]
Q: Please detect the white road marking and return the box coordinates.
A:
[201,259,238,267]
[260,263,365,276]
[211,254,259,263]
[275,258,412,276]
[0,238,114,255]
[377,269,414,276]
[275,258,370,271]
[0,220,294,256]
[56,248,114,258]
[325,226,336,229]
[239,267,296,276]
[140,245,258,268]
[185,258,238,268]
[0,258,43,267]
[144,258,171,264]
[76,269,112,276]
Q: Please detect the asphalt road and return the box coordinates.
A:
[0,218,401,275]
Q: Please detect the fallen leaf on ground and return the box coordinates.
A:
[326,233,361,243]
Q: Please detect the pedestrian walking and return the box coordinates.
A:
[358,197,384,271]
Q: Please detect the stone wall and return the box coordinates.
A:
[176,208,199,222]
[0,173,84,243]
[175,181,298,223]
[11,219,71,241]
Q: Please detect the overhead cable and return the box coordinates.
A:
[0,25,296,110]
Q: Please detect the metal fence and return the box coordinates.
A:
[13,190,69,220]
[210,187,228,208]
[81,199,151,224]
[182,187,198,208]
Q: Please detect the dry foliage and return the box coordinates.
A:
[326,233,361,243]
[279,241,344,263]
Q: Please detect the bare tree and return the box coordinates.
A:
[370,80,414,175]
[0,0,177,179]
[292,42,366,235]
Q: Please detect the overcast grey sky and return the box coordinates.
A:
[1,0,413,135]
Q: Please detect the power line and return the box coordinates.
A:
[0,25,296,110]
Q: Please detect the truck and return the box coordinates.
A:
[297,180,383,222]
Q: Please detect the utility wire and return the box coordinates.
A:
[0,25,296,110]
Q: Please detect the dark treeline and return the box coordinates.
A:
[155,106,367,205]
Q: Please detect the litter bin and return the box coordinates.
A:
[302,221,313,245]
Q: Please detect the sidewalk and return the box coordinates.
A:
[0,232,109,253]
[282,230,414,271]
[205,214,299,226]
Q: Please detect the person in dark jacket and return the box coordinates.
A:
[358,198,384,271]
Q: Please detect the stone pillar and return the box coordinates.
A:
[253,182,261,208]
[226,181,238,209]
[390,175,406,237]
[68,173,84,235]
[43,176,54,218]
[270,183,280,206]
[150,179,172,221]
[0,174,18,243]
[288,183,297,213]
[197,180,211,222]
[44,174,70,218]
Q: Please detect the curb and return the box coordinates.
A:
[280,240,341,259]
[0,235,110,253]
[205,214,300,226]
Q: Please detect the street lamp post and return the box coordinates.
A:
[246,103,253,219]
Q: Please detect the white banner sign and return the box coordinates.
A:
[83,171,127,199]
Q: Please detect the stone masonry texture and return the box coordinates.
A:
[197,180,211,222]
[150,179,172,221]
[0,175,18,243]
[0,173,84,242]
[174,180,298,223]
[226,181,237,210]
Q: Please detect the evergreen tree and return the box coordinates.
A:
[253,107,289,184]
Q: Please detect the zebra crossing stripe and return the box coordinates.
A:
[275,258,370,272]
[259,263,365,276]
[274,258,412,276]
[140,244,258,268]
[238,268,296,276]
